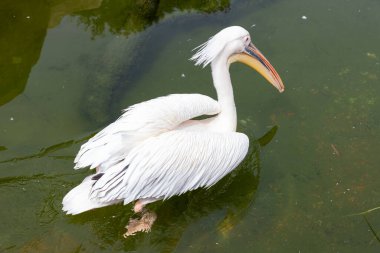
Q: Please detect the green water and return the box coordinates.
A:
[1,0,380,252]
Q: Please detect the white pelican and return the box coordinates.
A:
[63,26,284,222]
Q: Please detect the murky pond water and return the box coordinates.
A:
[1,0,380,252]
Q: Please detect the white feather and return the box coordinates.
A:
[62,175,121,215]
[190,26,249,67]
[74,94,220,171]
[89,130,249,204]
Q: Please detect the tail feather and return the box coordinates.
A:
[62,175,120,215]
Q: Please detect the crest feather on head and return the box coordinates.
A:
[190,26,249,68]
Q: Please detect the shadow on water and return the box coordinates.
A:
[64,126,277,252]
[0,0,102,106]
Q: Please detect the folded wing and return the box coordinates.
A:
[74,94,220,170]
[90,130,249,204]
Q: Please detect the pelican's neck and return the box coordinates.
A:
[211,57,237,132]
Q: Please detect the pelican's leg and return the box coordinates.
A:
[124,210,157,237]
[123,198,161,237]
[133,197,160,213]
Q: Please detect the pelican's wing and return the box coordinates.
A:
[89,130,249,204]
[74,94,220,170]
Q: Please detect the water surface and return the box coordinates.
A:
[1,0,380,252]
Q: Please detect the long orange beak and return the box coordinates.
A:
[229,43,285,93]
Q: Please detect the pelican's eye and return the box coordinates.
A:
[243,36,250,46]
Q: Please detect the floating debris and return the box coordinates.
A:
[181,73,186,78]
[338,67,350,76]
[240,119,247,125]
[331,144,340,156]
[361,71,378,80]
[301,16,308,20]
[366,52,377,59]
[347,206,380,216]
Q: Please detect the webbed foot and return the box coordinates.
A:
[123,210,157,237]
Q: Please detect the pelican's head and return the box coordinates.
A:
[191,26,284,92]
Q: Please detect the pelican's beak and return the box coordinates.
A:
[229,43,285,93]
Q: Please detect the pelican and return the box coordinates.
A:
[63,26,284,227]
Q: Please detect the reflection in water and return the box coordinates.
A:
[48,0,102,27]
[0,0,48,106]
[80,32,147,124]
[0,0,102,106]
[75,0,229,37]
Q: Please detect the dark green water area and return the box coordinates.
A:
[0,0,380,252]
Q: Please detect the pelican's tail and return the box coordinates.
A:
[62,175,120,215]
